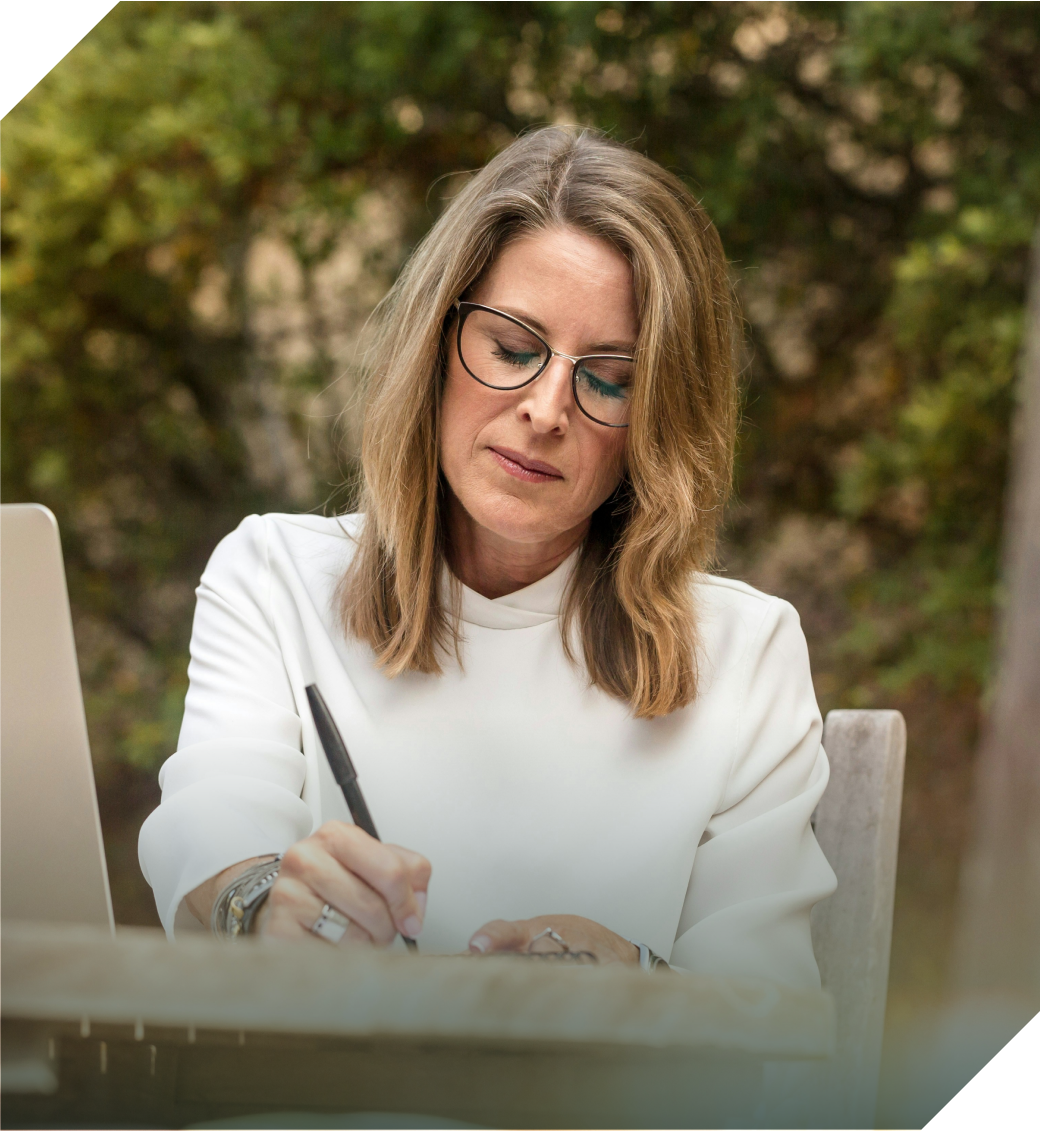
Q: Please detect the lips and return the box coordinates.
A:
[488,446,564,481]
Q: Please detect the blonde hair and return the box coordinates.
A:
[340,127,737,719]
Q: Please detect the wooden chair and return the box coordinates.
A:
[764,708,907,1129]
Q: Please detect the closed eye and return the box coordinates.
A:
[578,368,629,400]
[493,342,542,368]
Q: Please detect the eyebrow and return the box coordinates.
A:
[494,304,636,356]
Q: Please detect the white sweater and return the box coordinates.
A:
[139,513,836,988]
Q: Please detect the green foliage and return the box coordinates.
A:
[829,53,1037,692]
[2,1,1038,777]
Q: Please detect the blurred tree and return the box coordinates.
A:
[2,2,1038,985]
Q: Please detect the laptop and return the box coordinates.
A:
[1,503,115,930]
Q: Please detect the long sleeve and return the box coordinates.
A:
[137,511,837,969]
[138,515,313,936]
[669,596,837,989]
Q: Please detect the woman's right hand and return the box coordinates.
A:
[258,821,430,947]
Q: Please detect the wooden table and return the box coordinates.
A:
[1,923,834,1128]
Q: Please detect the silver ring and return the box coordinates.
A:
[310,903,350,945]
[527,927,568,953]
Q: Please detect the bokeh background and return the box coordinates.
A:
[3,1,1038,1123]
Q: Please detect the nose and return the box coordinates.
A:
[515,355,573,434]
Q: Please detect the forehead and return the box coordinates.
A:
[474,227,637,347]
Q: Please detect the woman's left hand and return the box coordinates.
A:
[467,914,639,965]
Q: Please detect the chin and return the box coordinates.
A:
[468,490,570,545]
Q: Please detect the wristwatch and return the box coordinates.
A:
[210,855,283,939]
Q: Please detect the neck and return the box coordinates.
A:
[446,493,587,600]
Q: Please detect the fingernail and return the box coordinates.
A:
[403,915,423,938]
[415,891,427,916]
[469,934,490,953]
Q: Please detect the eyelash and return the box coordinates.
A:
[494,344,540,367]
[578,371,627,399]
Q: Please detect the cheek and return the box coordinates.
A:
[584,430,627,498]
[439,361,495,476]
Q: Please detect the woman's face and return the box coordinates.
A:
[439,226,636,553]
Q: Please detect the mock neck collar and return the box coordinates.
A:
[452,550,578,630]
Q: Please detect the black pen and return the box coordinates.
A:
[305,683,419,952]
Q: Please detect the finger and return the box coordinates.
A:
[385,843,432,906]
[265,874,375,947]
[313,868,396,947]
[316,822,431,938]
[468,918,532,954]
[280,839,397,946]
[262,876,324,941]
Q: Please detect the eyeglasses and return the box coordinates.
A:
[453,301,633,428]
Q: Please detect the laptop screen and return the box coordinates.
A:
[1,503,114,930]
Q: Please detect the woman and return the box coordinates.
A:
[139,127,836,984]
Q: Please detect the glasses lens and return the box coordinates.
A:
[574,356,633,426]
[459,308,549,389]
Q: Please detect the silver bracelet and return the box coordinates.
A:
[211,855,283,939]
[628,939,672,973]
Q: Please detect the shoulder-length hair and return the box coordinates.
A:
[340,127,737,719]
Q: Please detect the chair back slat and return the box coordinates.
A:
[763,709,905,1128]
[816,709,906,1126]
